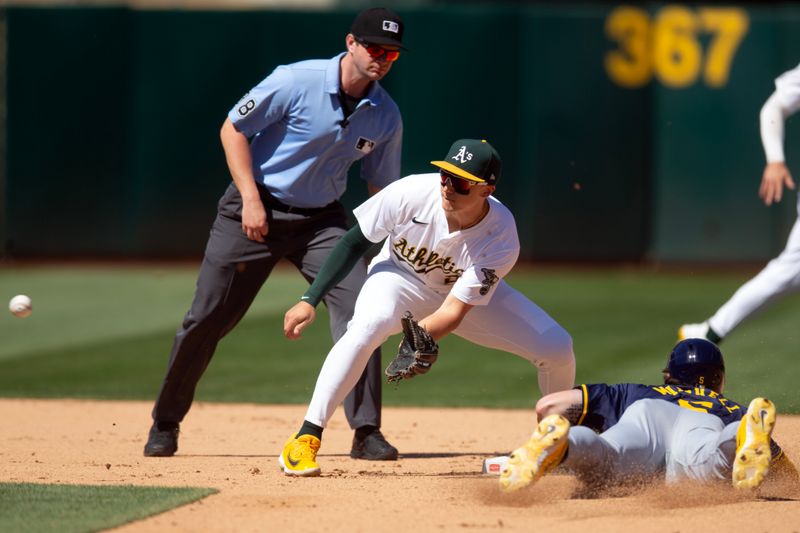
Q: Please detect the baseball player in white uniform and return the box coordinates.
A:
[680,62,800,343]
[277,138,576,476]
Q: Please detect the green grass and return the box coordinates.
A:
[1,264,798,412]
[0,483,216,533]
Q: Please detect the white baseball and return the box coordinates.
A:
[9,294,32,318]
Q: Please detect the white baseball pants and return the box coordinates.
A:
[708,203,800,338]
[305,262,576,427]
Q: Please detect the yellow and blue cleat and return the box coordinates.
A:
[499,414,570,493]
[732,397,776,489]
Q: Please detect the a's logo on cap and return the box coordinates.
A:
[382,20,399,33]
[452,145,473,164]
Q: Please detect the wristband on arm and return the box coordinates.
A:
[301,223,375,307]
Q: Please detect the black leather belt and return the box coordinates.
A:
[258,186,337,216]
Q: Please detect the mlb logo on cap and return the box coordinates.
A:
[350,7,407,49]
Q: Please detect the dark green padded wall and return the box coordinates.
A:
[4,4,799,261]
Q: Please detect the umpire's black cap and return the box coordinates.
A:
[350,8,407,50]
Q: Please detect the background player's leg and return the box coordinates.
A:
[453,281,575,395]
[708,215,800,337]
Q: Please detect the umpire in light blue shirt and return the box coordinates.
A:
[144,7,406,461]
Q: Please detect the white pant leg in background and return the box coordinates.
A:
[452,281,575,395]
[709,210,800,338]
[305,264,441,427]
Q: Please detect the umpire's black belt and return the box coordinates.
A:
[258,185,337,216]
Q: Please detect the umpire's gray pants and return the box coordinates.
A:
[151,182,382,430]
[563,399,739,484]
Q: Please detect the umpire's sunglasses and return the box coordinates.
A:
[440,170,485,195]
[356,38,401,62]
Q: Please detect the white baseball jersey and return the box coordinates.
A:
[353,173,520,305]
[304,172,575,428]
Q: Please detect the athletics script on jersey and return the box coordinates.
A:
[392,237,464,284]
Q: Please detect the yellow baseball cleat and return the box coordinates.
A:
[732,397,776,489]
[499,414,570,493]
[279,433,322,477]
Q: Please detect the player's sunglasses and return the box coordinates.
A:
[440,170,484,195]
[355,38,401,62]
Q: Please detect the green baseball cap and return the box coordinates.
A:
[431,139,502,185]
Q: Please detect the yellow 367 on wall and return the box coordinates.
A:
[605,5,749,88]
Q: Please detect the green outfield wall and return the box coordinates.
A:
[2,3,799,261]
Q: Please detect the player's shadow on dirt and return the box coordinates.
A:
[179,454,275,458]
[399,452,501,459]
[311,452,501,459]
[760,495,799,501]
[181,452,498,459]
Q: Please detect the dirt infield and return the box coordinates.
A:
[2,399,800,532]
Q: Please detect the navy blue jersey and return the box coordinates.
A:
[575,383,782,460]
[576,383,744,431]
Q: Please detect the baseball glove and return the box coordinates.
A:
[385,311,439,383]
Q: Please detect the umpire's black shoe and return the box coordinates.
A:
[350,427,398,461]
[144,422,179,457]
